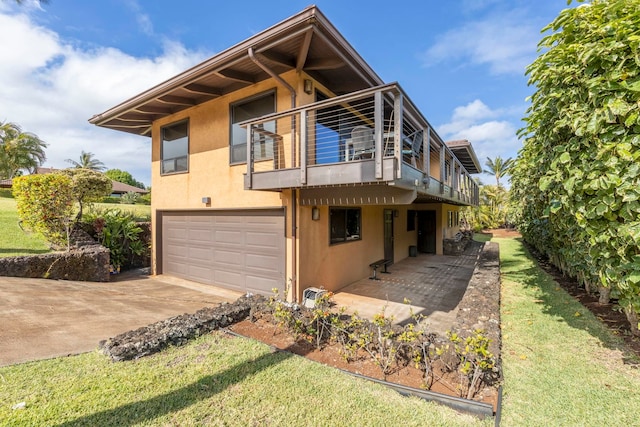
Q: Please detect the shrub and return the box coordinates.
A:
[12,174,74,249]
[83,209,147,270]
[120,191,140,205]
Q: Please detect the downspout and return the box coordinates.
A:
[248,47,299,302]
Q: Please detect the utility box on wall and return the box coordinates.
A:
[302,287,327,308]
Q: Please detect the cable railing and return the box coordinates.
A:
[243,83,478,205]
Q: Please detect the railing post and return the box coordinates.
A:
[374,90,383,179]
[423,127,430,185]
[300,111,307,185]
[439,144,445,194]
[394,91,403,179]
[246,123,253,189]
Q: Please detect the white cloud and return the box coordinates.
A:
[437,99,521,183]
[421,9,538,75]
[0,10,209,185]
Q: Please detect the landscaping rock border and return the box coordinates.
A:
[452,241,502,374]
[0,245,110,282]
[100,294,266,361]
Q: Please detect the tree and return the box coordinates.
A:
[0,121,47,179]
[58,169,112,220]
[512,0,640,335]
[66,150,106,171]
[105,169,146,189]
[483,156,513,187]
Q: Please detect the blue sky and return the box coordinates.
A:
[0,0,572,186]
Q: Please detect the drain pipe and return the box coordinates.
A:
[248,47,299,302]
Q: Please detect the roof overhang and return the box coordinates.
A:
[445,140,482,174]
[89,6,384,136]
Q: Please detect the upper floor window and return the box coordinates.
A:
[161,120,188,174]
[230,91,276,164]
[330,207,361,244]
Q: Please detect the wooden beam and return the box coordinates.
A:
[134,105,173,114]
[157,95,196,106]
[259,51,295,69]
[104,120,151,129]
[117,113,156,122]
[216,69,255,84]
[183,83,222,97]
[296,29,313,71]
[303,57,344,70]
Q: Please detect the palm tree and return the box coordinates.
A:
[66,150,106,171]
[483,156,513,187]
[0,121,47,179]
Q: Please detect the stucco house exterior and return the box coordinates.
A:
[90,6,481,301]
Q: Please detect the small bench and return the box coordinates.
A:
[369,259,392,280]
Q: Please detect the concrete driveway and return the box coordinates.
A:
[0,270,242,367]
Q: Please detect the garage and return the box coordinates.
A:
[160,210,285,296]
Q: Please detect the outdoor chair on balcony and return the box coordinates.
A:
[402,129,423,167]
[350,125,375,160]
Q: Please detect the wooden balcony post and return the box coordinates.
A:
[300,111,307,185]
[394,91,403,179]
[423,127,430,184]
[374,90,383,179]
[246,123,253,189]
[439,144,445,194]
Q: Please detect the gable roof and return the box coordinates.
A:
[89,6,384,136]
[110,180,148,194]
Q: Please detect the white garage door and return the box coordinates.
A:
[161,210,285,296]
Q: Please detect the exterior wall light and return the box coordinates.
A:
[202,197,211,204]
[312,206,320,221]
[304,79,313,95]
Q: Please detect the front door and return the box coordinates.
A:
[384,209,394,262]
[417,210,436,253]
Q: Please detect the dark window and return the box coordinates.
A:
[407,210,416,231]
[230,92,276,164]
[330,207,361,244]
[161,120,188,174]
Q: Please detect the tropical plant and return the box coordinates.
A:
[84,209,145,270]
[462,184,510,231]
[65,150,106,171]
[58,169,112,220]
[12,174,74,249]
[0,121,47,179]
[483,156,513,187]
[512,0,640,334]
[120,191,140,205]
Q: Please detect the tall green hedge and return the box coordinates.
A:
[512,0,640,334]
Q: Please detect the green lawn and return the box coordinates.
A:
[0,196,50,257]
[0,333,487,426]
[498,236,640,425]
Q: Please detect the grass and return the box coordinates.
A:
[0,333,488,426]
[0,195,50,257]
[497,236,640,425]
[3,233,639,425]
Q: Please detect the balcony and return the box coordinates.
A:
[243,83,479,206]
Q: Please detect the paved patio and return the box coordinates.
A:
[331,242,483,334]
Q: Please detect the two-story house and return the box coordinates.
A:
[90,6,481,301]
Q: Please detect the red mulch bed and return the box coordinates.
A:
[230,317,498,410]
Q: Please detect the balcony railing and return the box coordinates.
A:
[243,83,478,206]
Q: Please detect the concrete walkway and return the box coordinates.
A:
[332,242,483,334]
[0,271,242,367]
